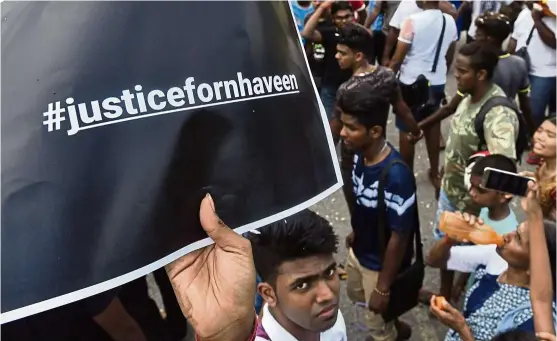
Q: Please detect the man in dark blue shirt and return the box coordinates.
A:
[337,75,418,341]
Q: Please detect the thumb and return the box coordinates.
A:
[443,301,460,315]
[199,194,242,247]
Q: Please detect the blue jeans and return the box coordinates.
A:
[433,189,458,240]
[529,75,556,127]
[396,84,445,132]
[319,84,337,121]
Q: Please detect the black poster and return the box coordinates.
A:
[1,1,341,323]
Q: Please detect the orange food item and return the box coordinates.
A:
[433,296,448,310]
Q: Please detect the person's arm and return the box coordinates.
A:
[507,37,518,53]
[383,2,405,66]
[354,2,368,25]
[446,41,457,72]
[93,298,148,341]
[389,17,412,74]
[376,229,411,293]
[418,92,464,129]
[532,10,556,49]
[375,166,416,293]
[364,0,382,29]
[439,1,458,20]
[483,107,520,160]
[301,2,332,43]
[426,213,493,272]
[390,83,422,138]
[382,27,399,66]
[456,1,469,20]
[426,235,455,269]
[524,184,556,335]
[508,9,527,53]
[458,324,476,341]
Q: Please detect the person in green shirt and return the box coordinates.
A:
[432,41,519,301]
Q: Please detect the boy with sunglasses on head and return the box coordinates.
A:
[452,153,520,300]
[466,153,519,235]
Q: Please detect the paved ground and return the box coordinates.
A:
[148,35,534,341]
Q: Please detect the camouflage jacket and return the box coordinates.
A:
[442,84,519,213]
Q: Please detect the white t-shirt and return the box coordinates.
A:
[397,9,458,85]
[447,244,508,276]
[512,7,557,77]
[389,0,421,30]
[256,304,347,341]
[468,0,513,38]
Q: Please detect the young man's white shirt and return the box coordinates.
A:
[256,304,347,341]
[447,244,508,276]
[398,9,458,85]
[467,0,514,39]
[512,6,557,77]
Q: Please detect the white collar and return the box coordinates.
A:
[260,304,347,341]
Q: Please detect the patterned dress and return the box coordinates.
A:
[445,266,533,341]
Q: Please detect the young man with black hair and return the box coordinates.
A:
[337,76,419,341]
[430,41,519,302]
[420,12,536,136]
[245,210,346,341]
[302,1,354,120]
[330,23,422,216]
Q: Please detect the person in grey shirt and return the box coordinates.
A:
[419,12,536,136]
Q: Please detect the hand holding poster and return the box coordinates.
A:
[1,1,341,323]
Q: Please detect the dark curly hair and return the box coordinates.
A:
[458,41,500,80]
[475,12,512,45]
[337,78,390,131]
[338,23,373,57]
[245,210,338,286]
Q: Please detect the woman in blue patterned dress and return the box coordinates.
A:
[426,210,557,341]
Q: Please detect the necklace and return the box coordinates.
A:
[379,141,388,154]
[364,141,389,166]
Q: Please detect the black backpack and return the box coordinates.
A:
[474,96,529,163]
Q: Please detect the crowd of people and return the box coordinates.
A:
[2,1,556,341]
[172,1,555,341]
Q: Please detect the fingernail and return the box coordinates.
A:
[206,193,216,213]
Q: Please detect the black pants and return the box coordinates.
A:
[371,30,386,65]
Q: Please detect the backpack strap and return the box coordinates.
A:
[431,14,447,73]
[377,159,423,265]
[474,96,519,151]
[526,25,535,46]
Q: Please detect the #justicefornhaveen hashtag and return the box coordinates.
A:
[41,73,300,136]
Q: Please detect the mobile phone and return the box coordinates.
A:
[481,167,535,197]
